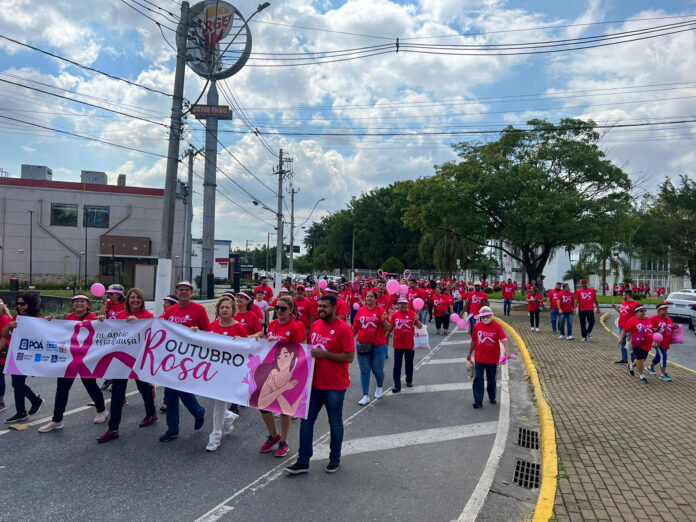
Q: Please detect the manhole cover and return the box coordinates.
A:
[517,427,540,449]
[513,459,540,489]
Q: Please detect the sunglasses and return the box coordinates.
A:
[275,306,289,312]
[17,301,27,306]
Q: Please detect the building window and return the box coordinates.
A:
[50,203,78,226]
[84,205,109,228]
[100,258,122,276]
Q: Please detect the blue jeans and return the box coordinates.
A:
[469,315,478,332]
[550,309,559,331]
[298,388,346,464]
[503,299,512,316]
[651,347,668,368]
[419,307,430,323]
[558,313,573,336]
[618,326,633,361]
[357,344,388,395]
[473,362,497,404]
[164,388,205,433]
[350,307,358,324]
[454,301,464,315]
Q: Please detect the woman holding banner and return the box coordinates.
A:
[94,288,158,443]
[255,295,306,458]
[2,294,46,423]
[205,296,247,452]
[38,294,108,432]
[0,299,12,413]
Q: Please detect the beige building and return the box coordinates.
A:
[0,168,185,298]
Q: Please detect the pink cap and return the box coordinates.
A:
[71,294,90,301]
[236,292,252,301]
[176,281,194,289]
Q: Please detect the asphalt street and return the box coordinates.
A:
[0,319,525,522]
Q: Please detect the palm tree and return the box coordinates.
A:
[578,243,626,294]
[563,263,589,291]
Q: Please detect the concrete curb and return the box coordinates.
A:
[493,316,557,522]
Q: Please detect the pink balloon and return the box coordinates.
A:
[457,320,466,329]
[413,298,424,311]
[652,332,663,344]
[398,284,408,296]
[499,355,507,364]
[318,279,328,290]
[353,303,360,310]
[90,283,105,298]
[450,313,460,322]
[386,279,400,295]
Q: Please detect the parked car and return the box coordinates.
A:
[665,292,696,330]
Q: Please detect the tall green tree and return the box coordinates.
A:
[405,119,633,282]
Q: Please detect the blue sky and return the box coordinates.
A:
[1,0,695,252]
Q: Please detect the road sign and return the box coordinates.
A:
[191,104,232,119]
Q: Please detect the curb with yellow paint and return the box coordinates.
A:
[493,317,557,522]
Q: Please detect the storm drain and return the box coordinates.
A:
[517,427,540,450]
[513,459,540,489]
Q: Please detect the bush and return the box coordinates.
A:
[633,293,645,301]
[381,256,405,274]
[483,287,493,294]
[493,285,501,292]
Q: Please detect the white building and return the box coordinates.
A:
[191,239,231,280]
[0,167,186,298]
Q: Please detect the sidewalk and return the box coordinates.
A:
[503,310,696,521]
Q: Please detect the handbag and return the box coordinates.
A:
[672,324,684,344]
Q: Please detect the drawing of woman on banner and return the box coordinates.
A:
[248,342,309,417]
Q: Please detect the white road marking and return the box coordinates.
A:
[456,362,510,521]
[313,422,498,460]
[440,340,471,345]
[401,382,472,393]
[426,358,468,365]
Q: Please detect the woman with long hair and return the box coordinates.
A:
[0,299,12,413]
[1,293,45,423]
[255,295,306,457]
[352,290,390,406]
[235,292,262,336]
[38,294,108,433]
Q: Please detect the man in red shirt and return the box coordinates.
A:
[466,281,489,332]
[546,282,562,333]
[294,285,314,334]
[574,279,600,342]
[285,294,355,475]
[612,289,639,363]
[253,276,274,303]
[159,281,210,442]
[558,283,575,340]
[501,278,515,316]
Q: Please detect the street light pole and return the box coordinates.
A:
[27,210,33,285]
[274,149,284,294]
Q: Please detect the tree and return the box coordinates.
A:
[563,263,589,291]
[405,118,632,282]
[381,256,405,273]
[418,230,479,273]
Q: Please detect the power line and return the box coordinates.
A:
[119,0,177,32]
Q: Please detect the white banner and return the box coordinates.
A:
[5,317,315,418]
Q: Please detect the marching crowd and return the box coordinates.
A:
[0,273,673,474]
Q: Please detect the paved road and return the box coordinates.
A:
[0,319,525,522]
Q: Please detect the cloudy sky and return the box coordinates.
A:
[1,0,695,253]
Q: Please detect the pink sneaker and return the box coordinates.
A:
[275,441,289,457]
[260,434,281,453]
[93,410,108,424]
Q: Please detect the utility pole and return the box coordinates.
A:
[351,227,355,281]
[27,210,33,286]
[289,186,298,277]
[201,80,219,299]
[274,149,284,294]
[183,147,201,282]
[156,1,189,314]
[266,232,270,273]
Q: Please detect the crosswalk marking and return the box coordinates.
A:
[426,358,468,365]
[400,382,472,393]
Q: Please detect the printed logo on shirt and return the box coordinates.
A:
[394,318,413,331]
[358,315,378,329]
[562,295,573,303]
[477,330,497,345]
[167,314,192,324]
[579,292,593,300]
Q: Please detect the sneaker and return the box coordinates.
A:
[535,328,540,332]
[358,395,370,406]
[5,412,29,423]
[223,412,239,435]
[284,461,309,475]
[93,410,108,424]
[275,441,290,457]
[97,429,119,443]
[0,403,6,413]
[646,367,657,376]
[472,403,482,409]
[101,379,112,391]
[531,327,535,331]
[392,387,401,393]
[566,336,574,340]
[28,397,43,416]
[260,434,281,453]
[194,415,205,430]
[374,387,383,399]
[640,376,648,384]
[206,440,221,452]
[588,333,593,339]
[558,335,565,339]
[615,360,628,364]
[627,364,635,377]
[326,460,340,473]
[39,421,64,432]
[139,415,158,428]
[581,337,586,342]
[159,430,178,442]
[490,398,497,405]
[660,374,672,382]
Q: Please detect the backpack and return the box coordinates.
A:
[631,325,647,348]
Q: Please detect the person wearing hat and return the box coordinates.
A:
[466,306,510,409]
[235,292,262,336]
[162,295,178,313]
[389,297,423,392]
[618,305,653,384]
[98,284,126,320]
[647,304,674,381]
[465,282,489,332]
[612,289,639,363]
[159,281,210,442]
[39,294,108,433]
[294,285,314,335]
[574,280,600,342]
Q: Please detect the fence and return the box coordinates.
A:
[0,292,101,316]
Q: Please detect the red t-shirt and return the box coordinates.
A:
[406,288,425,311]
[349,290,363,306]
[251,303,264,320]
[617,300,639,328]
[390,310,417,350]
[234,310,262,335]
[558,291,574,313]
[267,319,306,343]
[376,293,394,311]
[115,310,153,320]
[432,295,453,317]
[336,297,350,319]
[254,285,274,302]
[308,318,355,390]
[294,297,315,329]
[353,305,388,345]
[546,289,560,310]
[0,314,11,365]
[650,315,673,349]
[575,287,597,311]
[502,284,515,300]
[105,300,126,320]
[468,291,488,316]
[472,321,507,364]
[623,316,653,351]
[162,302,210,330]
[527,293,542,312]
[209,320,248,337]
[66,311,98,321]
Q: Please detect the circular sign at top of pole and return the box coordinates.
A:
[186,1,252,80]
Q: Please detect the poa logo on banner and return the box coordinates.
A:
[19,339,43,350]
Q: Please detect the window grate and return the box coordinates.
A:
[513,459,540,489]
[517,427,540,450]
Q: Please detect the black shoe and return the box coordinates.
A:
[159,430,179,442]
[615,360,628,364]
[28,397,43,416]
[489,398,497,405]
[101,379,113,391]
[392,387,401,393]
[473,403,482,409]
[159,404,167,413]
[194,415,205,430]
[326,460,340,473]
[406,382,413,388]
[284,461,309,475]
[5,412,29,423]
